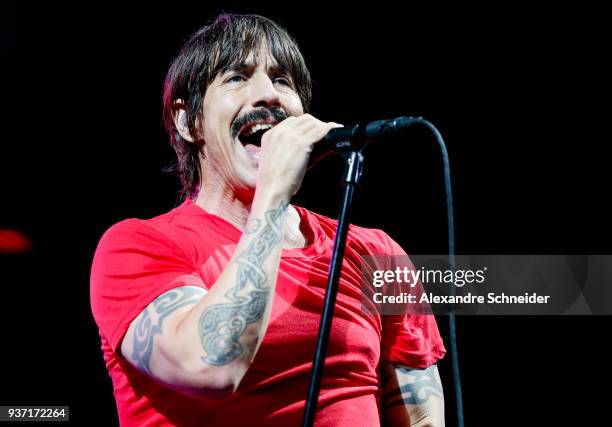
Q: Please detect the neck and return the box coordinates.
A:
[194,173,253,231]
[193,169,307,249]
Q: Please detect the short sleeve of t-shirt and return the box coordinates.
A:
[90,219,206,353]
[374,230,446,369]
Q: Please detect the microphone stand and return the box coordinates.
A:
[301,147,364,427]
[301,117,462,427]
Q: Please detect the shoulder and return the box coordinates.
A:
[348,224,405,256]
[301,207,405,256]
[90,205,199,315]
[91,207,195,282]
[95,205,188,253]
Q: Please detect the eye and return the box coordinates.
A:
[225,74,247,84]
[274,76,293,87]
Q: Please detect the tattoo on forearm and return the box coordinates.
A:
[198,201,288,366]
[384,364,444,407]
[244,218,262,234]
[132,286,205,375]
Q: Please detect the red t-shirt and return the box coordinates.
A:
[90,199,445,426]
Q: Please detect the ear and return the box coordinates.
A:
[172,99,196,142]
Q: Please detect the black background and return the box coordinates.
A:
[1,1,611,426]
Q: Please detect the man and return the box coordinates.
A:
[90,14,446,426]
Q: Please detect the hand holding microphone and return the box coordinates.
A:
[309,116,423,166]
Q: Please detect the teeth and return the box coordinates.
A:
[242,123,273,136]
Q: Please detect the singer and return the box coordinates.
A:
[90,13,446,427]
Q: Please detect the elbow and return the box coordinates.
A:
[188,376,237,400]
[156,334,254,399]
[198,366,244,398]
[174,358,248,400]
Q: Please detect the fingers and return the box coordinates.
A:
[255,114,343,198]
[261,113,342,148]
[291,114,344,143]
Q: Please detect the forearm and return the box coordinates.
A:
[382,364,445,427]
[157,188,289,391]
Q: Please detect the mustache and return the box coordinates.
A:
[231,107,288,139]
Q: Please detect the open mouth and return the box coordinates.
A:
[238,123,274,148]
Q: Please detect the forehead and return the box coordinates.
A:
[223,41,281,72]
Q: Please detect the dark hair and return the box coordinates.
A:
[162,14,312,201]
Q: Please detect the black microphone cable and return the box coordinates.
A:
[413,117,464,427]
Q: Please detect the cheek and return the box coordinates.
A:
[284,93,304,116]
[203,92,241,141]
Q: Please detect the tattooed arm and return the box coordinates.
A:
[381,363,445,427]
[119,114,340,399]
[120,195,289,398]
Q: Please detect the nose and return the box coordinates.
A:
[248,72,281,109]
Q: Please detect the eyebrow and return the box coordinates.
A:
[227,62,253,72]
[226,61,289,76]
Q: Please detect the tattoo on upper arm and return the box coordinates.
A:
[384,364,444,408]
[131,286,205,375]
[198,201,287,366]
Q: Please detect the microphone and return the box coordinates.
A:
[309,116,423,166]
